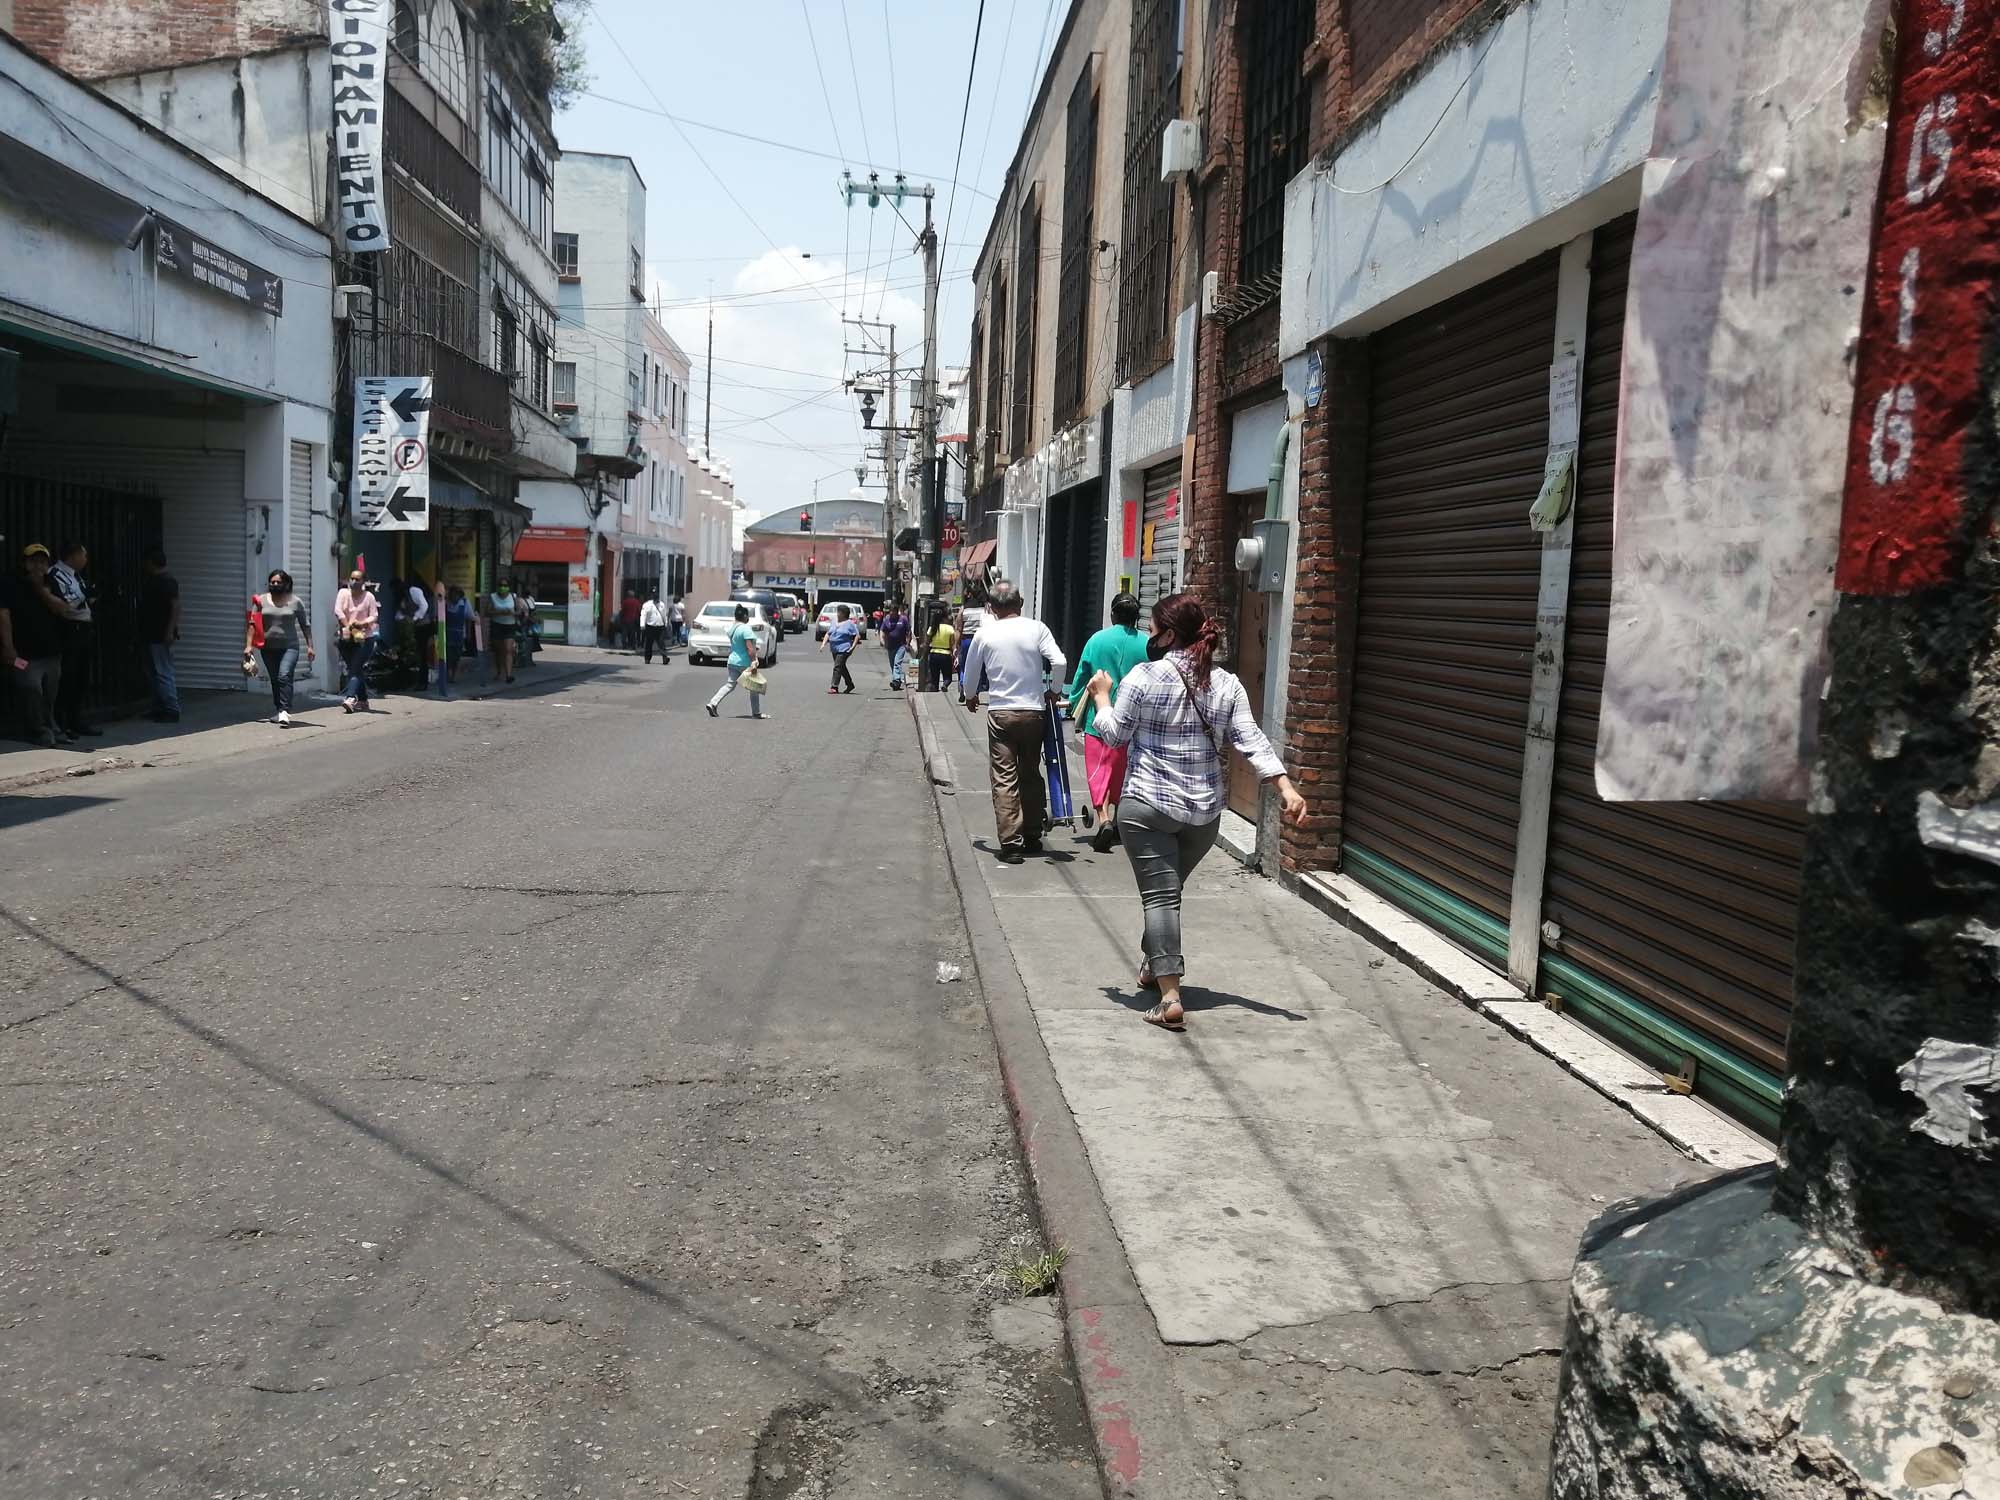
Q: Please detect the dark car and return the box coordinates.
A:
[730,588,791,635]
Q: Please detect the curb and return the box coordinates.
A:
[907,690,1212,1500]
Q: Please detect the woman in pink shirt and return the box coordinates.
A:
[333,571,380,713]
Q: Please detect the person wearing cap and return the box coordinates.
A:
[1067,591,1152,852]
[1,544,72,748]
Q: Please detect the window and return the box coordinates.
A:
[628,365,642,414]
[418,0,471,122]
[491,256,554,402]
[1054,64,1099,424]
[966,315,983,484]
[484,78,551,247]
[984,274,1008,461]
[630,246,644,299]
[554,361,577,408]
[554,232,579,279]
[1120,0,1182,379]
[1010,188,1040,456]
[392,0,419,61]
[1239,0,1312,288]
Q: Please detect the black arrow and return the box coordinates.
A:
[388,386,431,425]
[384,485,425,523]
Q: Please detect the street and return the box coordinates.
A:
[0,651,1098,1499]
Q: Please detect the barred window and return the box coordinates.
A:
[1240,0,1312,288]
[1119,0,1182,380]
[554,361,577,408]
[966,315,983,486]
[484,78,551,248]
[492,255,554,407]
[1053,64,1098,424]
[985,273,1008,462]
[1010,188,1040,457]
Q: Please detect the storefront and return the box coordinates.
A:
[1335,221,1806,1129]
[1036,410,1109,667]
[513,524,591,642]
[0,35,333,708]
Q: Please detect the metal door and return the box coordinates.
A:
[1543,215,1807,1085]
[1343,252,1560,939]
[1138,461,1180,611]
[288,440,315,635]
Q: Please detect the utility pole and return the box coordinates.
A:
[840,172,940,607]
[703,300,713,456]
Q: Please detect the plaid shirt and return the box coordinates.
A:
[1092,654,1285,822]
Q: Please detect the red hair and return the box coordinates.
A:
[1153,592,1221,690]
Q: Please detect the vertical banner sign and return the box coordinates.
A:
[351,375,432,531]
[329,0,390,253]
[1839,0,1999,594]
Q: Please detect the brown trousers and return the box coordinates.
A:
[988,709,1048,849]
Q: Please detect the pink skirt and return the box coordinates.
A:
[1084,735,1129,806]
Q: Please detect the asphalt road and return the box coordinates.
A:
[0,643,1098,1499]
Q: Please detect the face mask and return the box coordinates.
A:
[1146,635,1173,661]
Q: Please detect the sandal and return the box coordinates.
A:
[1142,1004,1185,1032]
[1137,967,1160,991]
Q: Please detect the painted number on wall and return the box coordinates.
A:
[1839,0,1998,594]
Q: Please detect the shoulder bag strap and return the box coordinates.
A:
[1170,662,1227,760]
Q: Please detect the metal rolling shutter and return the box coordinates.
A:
[1082,486,1106,644]
[1343,252,1560,939]
[288,441,314,635]
[1543,215,1806,1089]
[1139,461,1180,611]
[5,444,246,691]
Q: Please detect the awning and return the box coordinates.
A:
[514,526,589,564]
[961,539,997,573]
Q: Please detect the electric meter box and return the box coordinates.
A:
[1244,517,1290,593]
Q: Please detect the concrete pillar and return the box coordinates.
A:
[1548,3,2000,1494]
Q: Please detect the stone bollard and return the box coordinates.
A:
[1549,1,2000,1494]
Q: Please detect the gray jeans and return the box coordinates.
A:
[1116,795,1221,979]
[707,663,764,717]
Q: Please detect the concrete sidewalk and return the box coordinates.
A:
[915,690,1720,1499]
[0,645,621,791]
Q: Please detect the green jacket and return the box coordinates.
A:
[1067,624,1150,739]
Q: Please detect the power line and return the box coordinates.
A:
[591,12,843,319]
[939,0,989,274]
[881,0,906,171]
[838,0,875,167]
[794,0,850,167]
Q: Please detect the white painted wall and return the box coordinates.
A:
[0,35,333,410]
[1105,302,1197,616]
[1280,0,1666,352]
[95,46,329,226]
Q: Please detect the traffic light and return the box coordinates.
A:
[807,555,817,575]
[799,510,811,532]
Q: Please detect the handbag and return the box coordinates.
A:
[740,665,769,693]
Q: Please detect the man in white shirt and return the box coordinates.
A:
[961,581,1067,863]
[639,594,668,664]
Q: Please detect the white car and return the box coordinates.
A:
[687,600,778,667]
[814,602,871,641]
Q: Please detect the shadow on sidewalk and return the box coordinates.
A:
[1100,983,1308,1022]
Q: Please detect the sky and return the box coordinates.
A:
[554,0,1060,533]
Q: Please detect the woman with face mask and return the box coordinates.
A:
[1085,592,1307,1031]
[245,569,315,727]
[334,571,379,712]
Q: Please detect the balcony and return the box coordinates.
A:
[387,88,480,228]
[354,330,511,452]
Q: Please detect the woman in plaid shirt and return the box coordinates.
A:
[1087,592,1307,1031]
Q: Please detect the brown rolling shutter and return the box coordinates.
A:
[1343,252,1560,930]
[1544,215,1806,1076]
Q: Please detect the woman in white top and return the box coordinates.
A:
[1087,592,1307,1031]
[486,583,519,682]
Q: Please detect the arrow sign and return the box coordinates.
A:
[352,374,432,532]
[389,386,431,425]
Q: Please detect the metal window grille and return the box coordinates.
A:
[966,316,983,486]
[1053,66,1098,424]
[1010,189,1040,457]
[1239,0,1312,287]
[985,273,1008,463]
[387,87,479,226]
[1119,0,1181,380]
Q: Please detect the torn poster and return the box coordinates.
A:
[1595,0,1890,802]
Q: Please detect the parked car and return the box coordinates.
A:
[772,592,807,633]
[687,600,778,667]
[730,588,792,635]
[814,602,872,640]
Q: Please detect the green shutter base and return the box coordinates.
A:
[1342,843,1782,1137]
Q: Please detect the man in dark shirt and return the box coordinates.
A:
[1,543,70,747]
[138,546,182,722]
